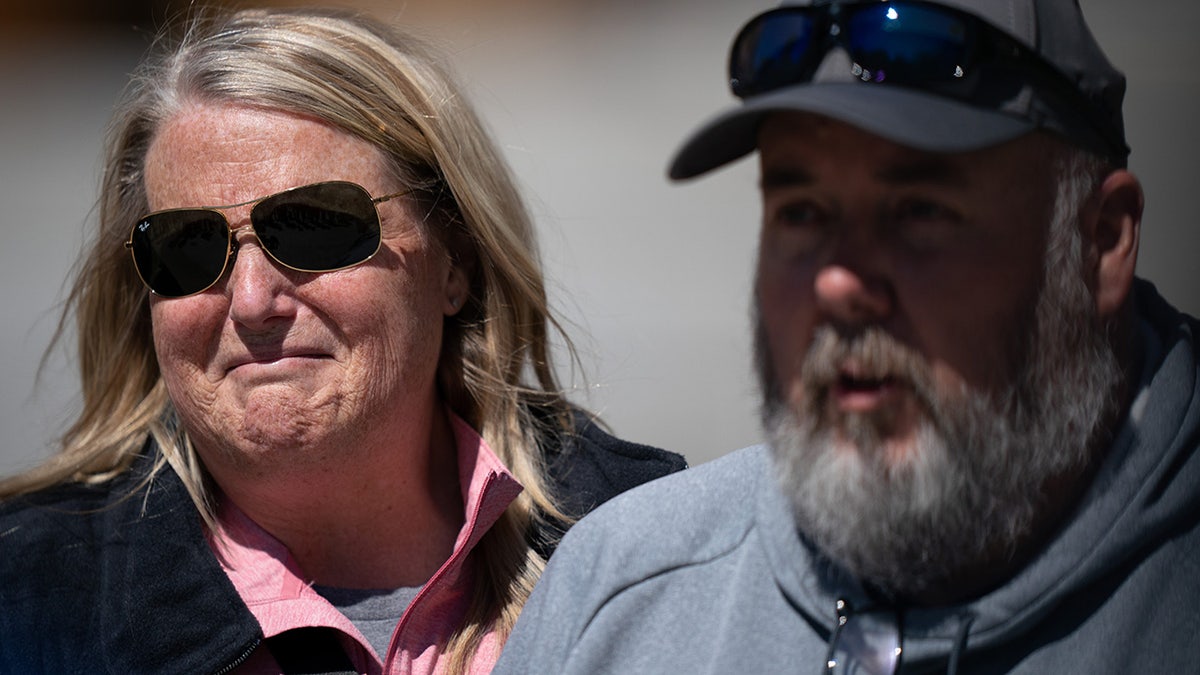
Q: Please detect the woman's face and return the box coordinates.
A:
[144,102,466,472]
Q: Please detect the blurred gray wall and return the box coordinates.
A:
[1,0,1197,476]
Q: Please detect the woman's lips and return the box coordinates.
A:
[225,351,331,375]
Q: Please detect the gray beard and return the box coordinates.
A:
[760,183,1121,599]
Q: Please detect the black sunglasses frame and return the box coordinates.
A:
[728,0,1126,162]
[126,180,411,298]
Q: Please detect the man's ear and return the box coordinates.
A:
[1084,169,1143,320]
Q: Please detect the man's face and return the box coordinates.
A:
[756,113,1055,452]
[755,113,1119,597]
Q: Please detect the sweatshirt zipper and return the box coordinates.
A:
[211,637,262,675]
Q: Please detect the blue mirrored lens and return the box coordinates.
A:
[846,3,969,83]
[732,12,816,95]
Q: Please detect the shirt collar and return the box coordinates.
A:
[207,411,524,638]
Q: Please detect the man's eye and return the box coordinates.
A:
[764,201,830,256]
[768,201,830,230]
[891,199,961,250]
[895,199,956,223]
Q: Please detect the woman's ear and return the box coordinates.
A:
[1083,169,1143,320]
[443,239,476,317]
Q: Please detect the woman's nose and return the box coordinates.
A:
[225,226,298,327]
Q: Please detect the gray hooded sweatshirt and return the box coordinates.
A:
[495,280,1200,674]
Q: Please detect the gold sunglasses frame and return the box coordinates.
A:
[125,180,412,298]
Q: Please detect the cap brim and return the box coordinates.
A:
[668,82,1036,180]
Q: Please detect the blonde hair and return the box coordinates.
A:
[1,7,575,668]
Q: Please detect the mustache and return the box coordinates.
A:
[799,326,940,411]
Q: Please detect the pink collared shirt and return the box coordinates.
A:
[206,414,524,674]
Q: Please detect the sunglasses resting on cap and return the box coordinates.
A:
[126,181,411,298]
[669,0,1129,179]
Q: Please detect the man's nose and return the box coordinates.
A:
[813,235,895,326]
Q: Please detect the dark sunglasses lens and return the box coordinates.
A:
[732,11,817,97]
[130,211,230,297]
[252,182,382,272]
[846,3,969,83]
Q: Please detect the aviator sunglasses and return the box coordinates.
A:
[126,180,411,298]
[729,0,1124,157]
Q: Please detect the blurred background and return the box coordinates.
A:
[1,0,1197,475]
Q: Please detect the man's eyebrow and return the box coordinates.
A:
[876,156,969,187]
[759,167,814,191]
[760,157,969,191]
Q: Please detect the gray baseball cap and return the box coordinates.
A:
[669,0,1129,180]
